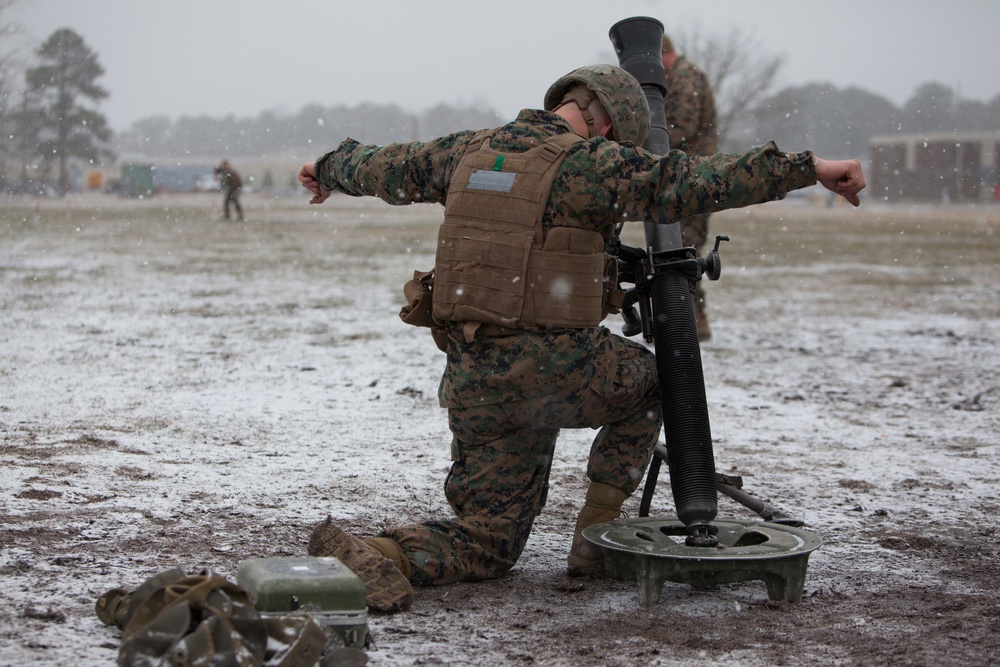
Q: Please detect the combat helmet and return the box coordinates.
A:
[544,64,650,145]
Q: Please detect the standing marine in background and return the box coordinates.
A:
[662,33,719,340]
[215,159,244,222]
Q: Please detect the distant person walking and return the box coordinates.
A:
[662,33,718,341]
[215,159,244,221]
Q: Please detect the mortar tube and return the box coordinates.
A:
[610,16,718,532]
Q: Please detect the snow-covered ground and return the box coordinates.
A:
[2,192,998,666]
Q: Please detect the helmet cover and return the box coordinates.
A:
[544,64,650,145]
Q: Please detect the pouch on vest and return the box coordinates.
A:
[521,226,608,328]
[399,269,448,352]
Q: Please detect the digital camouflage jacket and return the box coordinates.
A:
[314,109,816,408]
[664,55,718,157]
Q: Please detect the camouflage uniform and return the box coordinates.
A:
[664,55,719,317]
[314,109,815,585]
[217,162,244,221]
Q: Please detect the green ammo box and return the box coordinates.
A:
[237,557,368,649]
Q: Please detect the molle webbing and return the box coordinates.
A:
[434,131,610,331]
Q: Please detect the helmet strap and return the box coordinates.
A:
[559,87,600,139]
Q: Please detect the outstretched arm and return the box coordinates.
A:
[813,157,866,206]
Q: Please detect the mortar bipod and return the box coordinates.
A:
[639,442,805,527]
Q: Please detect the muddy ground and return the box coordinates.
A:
[2,192,999,666]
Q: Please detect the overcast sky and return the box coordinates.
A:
[11,0,1000,132]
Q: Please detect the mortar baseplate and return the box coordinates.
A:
[582,517,823,606]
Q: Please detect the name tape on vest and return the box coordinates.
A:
[468,169,516,193]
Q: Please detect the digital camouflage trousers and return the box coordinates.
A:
[381,334,662,586]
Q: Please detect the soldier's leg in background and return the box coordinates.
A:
[383,403,556,586]
[681,213,712,341]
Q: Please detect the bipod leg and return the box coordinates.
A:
[639,444,805,526]
[716,473,805,527]
[639,443,669,517]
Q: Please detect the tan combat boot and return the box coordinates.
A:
[567,482,629,577]
[307,516,414,613]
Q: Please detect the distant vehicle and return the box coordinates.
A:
[121,163,155,198]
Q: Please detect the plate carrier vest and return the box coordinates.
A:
[432,130,621,334]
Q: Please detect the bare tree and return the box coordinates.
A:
[666,23,784,150]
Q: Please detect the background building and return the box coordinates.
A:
[870,132,1000,203]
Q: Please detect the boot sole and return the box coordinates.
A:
[307,517,414,613]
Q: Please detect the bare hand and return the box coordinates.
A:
[813,157,866,207]
[298,163,332,204]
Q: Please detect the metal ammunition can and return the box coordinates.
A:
[237,556,368,649]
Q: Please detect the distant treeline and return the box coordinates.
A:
[115,81,1000,161]
[115,102,504,160]
[729,81,1000,158]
